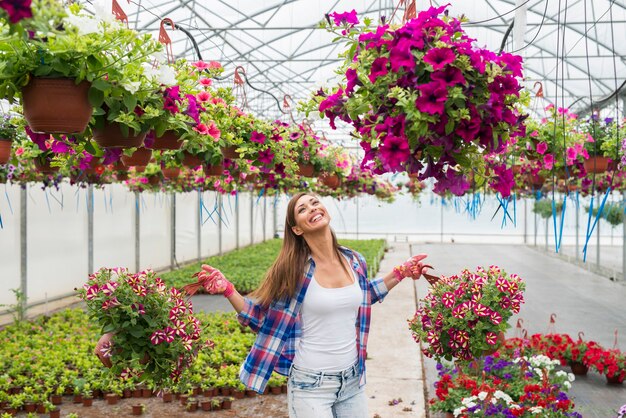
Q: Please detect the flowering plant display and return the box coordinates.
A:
[579,115,625,158]
[312,6,526,197]
[583,347,626,383]
[0,0,33,25]
[77,268,213,388]
[0,112,19,139]
[409,265,525,361]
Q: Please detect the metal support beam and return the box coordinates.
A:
[263,196,267,242]
[87,185,94,275]
[197,191,202,260]
[250,193,254,245]
[575,196,580,261]
[20,186,27,321]
[218,193,223,256]
[273,195,278,239]
[623,190,626,282]
[523,198,527,244]
[134,191,140,273]
[235,193,240,250]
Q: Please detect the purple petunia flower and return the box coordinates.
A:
[329,10,359,26]
[1,0,33,24]
[378,135,409,172]
[258,148,274,165]
[368,57,388,84]
[250,131,266,144]
[416,81,448,115]
[423,47,456,70]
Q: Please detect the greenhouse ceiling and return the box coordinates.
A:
[92,0,626,121]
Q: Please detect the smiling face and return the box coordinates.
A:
[290,194,331,237]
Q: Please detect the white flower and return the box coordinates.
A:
[461,396,477,406]
[529,406,543,414]
[568,372,575,382]
[563,381,571,390]
[121,81,141,94]
[494,390,513,404]
[477,391,488,401]
[157,65,177,86]
[142,63,159,80]
[92,0,116,25]
[453,407,465,417]
[64,13,98,35]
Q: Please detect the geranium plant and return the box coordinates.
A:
[312,6,526,196]
[409,265,525,361]
[77,267,214,388]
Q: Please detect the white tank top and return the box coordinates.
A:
[293,265,362,372]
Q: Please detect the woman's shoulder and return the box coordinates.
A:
[338,246,366,265]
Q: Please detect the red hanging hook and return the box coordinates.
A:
[112,0,130,27]
[577,331,584,342]
[533,81,544,98]
[403,0,416,22]
[234,66,246,86]
[159,18,176,64]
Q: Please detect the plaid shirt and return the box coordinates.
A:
[236,246,389,393]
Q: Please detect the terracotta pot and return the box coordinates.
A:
[36,403,46,413]
[270,386,282,395]
[203,163,224,176]
[162,167,180,180]
[24,402,36,412]
[121,148,152,168]
[221,145,240,159]
[123,389,132,398]
[82,397,93,407]
[162,392,173,403]
[131,404,143,415]
[527,173,545,188]
[134,165,146,173]
[222,399,232,410]
[569,361,588,376]
[73,394,83,404]
[245,389,257,398]
[584,156,610,173]
[50,395,62,405]
[149,131,181,150]
[186,399,198,412]
[202,388,215,398]
[105,394,119,405]
[49,408,61,418]
[281,384,288,394]
[34,158,59,174]
[93,121,146,149]
[320,173,340,189]
[445,412,454,418]
[181,152,204,168]
[201,400,212,411]
[297,163,316,177]
[22,78,92,134]
[232,390,244,399]
[142,388,152,398]
[606,374,623,385]
[220,387,232,396]
[132,389,142,398]
[179,394,188,406]
[4,408,17,415]
[0,139,11,165]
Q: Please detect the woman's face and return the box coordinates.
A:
[291,194,330,236]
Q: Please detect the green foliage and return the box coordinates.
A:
[585,202,624,227]
[532,199,563,219]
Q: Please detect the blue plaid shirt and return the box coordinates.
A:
[236,247,389,393]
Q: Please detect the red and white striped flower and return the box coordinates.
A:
[441,292,455,308]
[150,330,166,345]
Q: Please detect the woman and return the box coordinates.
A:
[96,192,428,417]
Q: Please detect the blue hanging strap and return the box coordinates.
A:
[582,188,612,261]
[43,189,52,214]
[109,189,113,214]
[554,194,567,253]
[513,193,517,227]
[219,198,230,227]
[200,192,216,226]
[5,186,13,215]
[140,194,147,212]
[76,188,81,213]
[0,213,3,229]
[256,188,265,205]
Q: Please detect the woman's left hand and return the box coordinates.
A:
[393,254,430,281]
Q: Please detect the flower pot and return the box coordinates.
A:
[186,399,198,412]
[162,392,173,403]
[123,389,132,398]
[131,404,144,415]
[200,400,212,411]
[202,388,215,398]
[445,412,454,418]
[49,408,61,418]
[606,374,623,385]
[221,145,240,159]
[149,130,181,150]
[132,389,142,398]
[50,395,62,405]
[320,173,340,189]
[73,394,83,404]
[34,158,59,174]
[122,148,152,168]
[584,156,610,173]
[527,173,545,188]
[222,399,232,410]
[0,138,11,165]
[36,403,46,413]
[245,389,257,398]
[297,163,316,177]
[24,402,36,413]
[22,78,92,134]
[232,390,244,399]
[162,167,180,180]
[281,384,288,394]
[270,386,282,395]
[569,361,588,376]
[142,388,152,398]
[179,394,188,406]
[93,121,147,149]
[181,152,204,168]
[82,397,93,407]
[220,387,232,396]
[203,163,224,176]
[105,394,119,405]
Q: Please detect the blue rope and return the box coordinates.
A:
[256,188,265,205]
[5,186,13,215]
[583,188,612,261]
[513,193,517,227]
[555,194,567,253]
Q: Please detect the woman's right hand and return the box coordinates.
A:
[94,332,115,368]
[197,265,234,296]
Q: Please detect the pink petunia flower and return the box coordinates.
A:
[250,131,266,144]
[196,91,211,102]
[536,142,548,155]
[329,9,359,26]
[423,47,456,70]
[194,123,209,135]
[199,78,212,86]
[416,81,448,115]
[191,61,210,71]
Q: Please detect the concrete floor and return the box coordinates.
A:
[192,242,626,417]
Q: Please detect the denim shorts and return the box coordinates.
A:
[287,362,367,418]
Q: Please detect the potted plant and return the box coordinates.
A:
[186,396,198,412]
[211,397,222,411]
[409,265,525,362]
[222,396,233,410]
[580,115,624,173]
[131,403,145,415]
[309,6,526,196]
[0,112,18,164]
[0,1,143,134]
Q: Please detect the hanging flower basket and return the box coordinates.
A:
[320,173,340,189]
[182,152,204,168]
[0,138,12,164]
[121,148,152,167]
[21,78,93,134]
[93,121,147,149]
[162,167,180,180]
[149,131,182,150]
[203,163,224,177]
[34,158,59,174]
[583,156,610,174]
[298,163,316,177]
[220,145,240,160]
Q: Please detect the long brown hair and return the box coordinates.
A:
[249,192,347,307]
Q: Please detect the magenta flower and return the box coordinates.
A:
[258,148,274,165]
[423,47,456,70]
[85,285,100,300]
[207,122,220,139]
[131,303,145,315]
[441,292,455,308]
[345,68,360,94]
[101,282,119,295]
[171,320,186,337]
[416,81,448,115]
[490,311,502,325]
[488,164,514,198]
[163,327,176,343]
[473,303,490,317]
[378,135,409,172]
[329,9,359,26]
[150,330,166,345]
[132,285,147,297]
[389,38,415,71]
[430,66,466,86]
[536,142,548,155]
[191,61,210,71]
[485,331,498,345]
[543,154,554,170]
[102,297,120,310]
[1,0,33,23]
[250,131,266,144]
[369,57,388,83]
[185,94,202,124]
[194,123,209,135]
